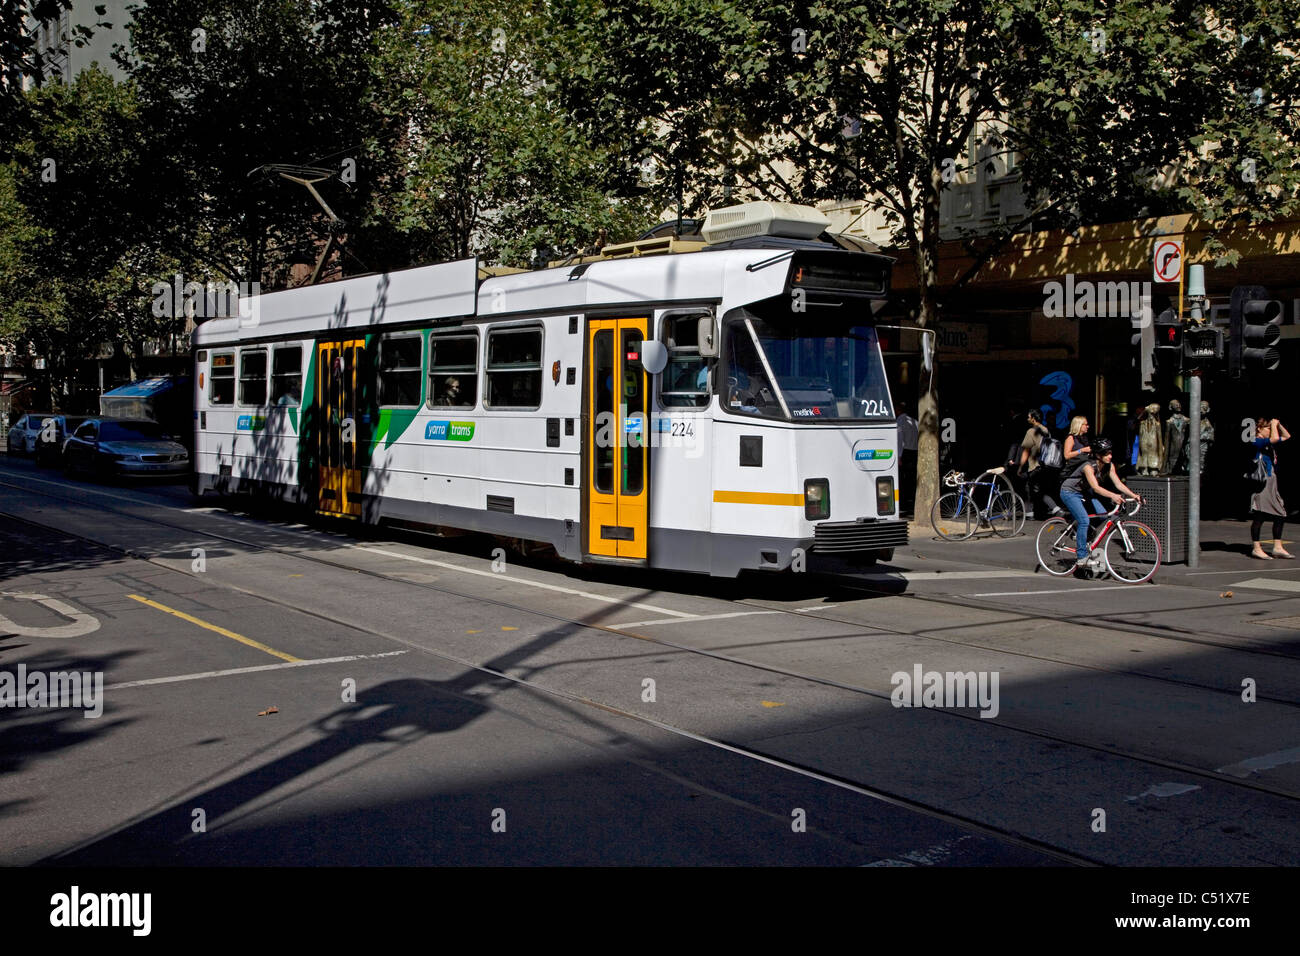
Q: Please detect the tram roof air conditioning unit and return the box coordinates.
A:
[702,201,831,244]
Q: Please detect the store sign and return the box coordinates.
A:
[936,323,988,354]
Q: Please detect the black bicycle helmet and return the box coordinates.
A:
[1091,437,1113,457]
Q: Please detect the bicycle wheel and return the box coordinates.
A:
[932,492,978,540]
[1104,520,1161,583]
[1035,517,1078,575]
[988,491,1027,538]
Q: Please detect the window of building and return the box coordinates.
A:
[428,332,478,408]
[660,314,710,408]
[210,351,235,405]
[485,327,543,408]
[271,346,303,406]
[379,334,423,407]
[239,349,268,406]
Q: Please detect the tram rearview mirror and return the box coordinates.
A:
[698,316,718,357]
[640,340,669,375]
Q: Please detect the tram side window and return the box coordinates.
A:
[485,327,542,409]
[660,314,709,408]
[379,334,423,407]
[210,352,235,405]
[429,332,478,408]
[239,349,268,406]
[271,346,303,406]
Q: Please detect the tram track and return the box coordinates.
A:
[5,471,1300,823]
[0,478,1103,867]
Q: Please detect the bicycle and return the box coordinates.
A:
[931,467,1026,541]
[1034,497,1161,583]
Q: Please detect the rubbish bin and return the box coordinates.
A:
[1126,476,1188,563]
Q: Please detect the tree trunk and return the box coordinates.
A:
[912,170,943,524]
[913,280,940,525]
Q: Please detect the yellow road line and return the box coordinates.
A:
[712,490,804,506]
[126,594,301,663]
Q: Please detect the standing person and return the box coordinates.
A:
[896,402,919,516]
[1059,437,1140,569]
[1017,409,1058,520]
[1063,415,1092,468]
[1249,417,1292,560]
[1057,416,1093,562]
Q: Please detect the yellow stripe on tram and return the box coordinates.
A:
[713,490,805,506]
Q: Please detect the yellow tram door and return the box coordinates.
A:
[315,339,365,517]
[586,317,650,560]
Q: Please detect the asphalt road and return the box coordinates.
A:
[2,452,1299,866]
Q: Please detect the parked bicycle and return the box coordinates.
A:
[931,467,1026,540]
[1035,497,1160,583]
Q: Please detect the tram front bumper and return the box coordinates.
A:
[810,518,909,554]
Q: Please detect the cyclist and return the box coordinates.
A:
[1058,437,1141,569]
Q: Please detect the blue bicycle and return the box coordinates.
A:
[931,467,1026,540]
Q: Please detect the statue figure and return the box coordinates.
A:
[1198,400,1214,476]
[1137,402,1164,475]
[1163,398,1190,474]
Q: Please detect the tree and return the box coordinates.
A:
[0,68,185,389]
[561,0,1300,519]
[363,0,658,269]
[118,0,394,287]
[0,1,109,144]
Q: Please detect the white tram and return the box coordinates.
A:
[191,202,908,576]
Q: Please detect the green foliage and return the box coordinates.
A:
[120,0,393,284]
[0,69,184,366]
[562,0,1300,272]
[364,0,658,267]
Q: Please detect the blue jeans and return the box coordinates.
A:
[1060,489,1104,558]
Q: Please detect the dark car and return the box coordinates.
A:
[33,415,88,466]
[63,419,190,480]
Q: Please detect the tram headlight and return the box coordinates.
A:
[876,476,895,515]
[804,478,830,520]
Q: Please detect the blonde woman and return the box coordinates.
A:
[1058,417,1096,563]
[1063,416,1091,465]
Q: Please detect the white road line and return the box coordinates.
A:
[0,592,101,638]
[1187,567,1300,575]
[973,584,1139,597]
[858,569,1035,582]
[104,650,409,690]
[614,610,781,629]
[1226,577,1300,594]
[1217,746,1300,779]
[355,546,694,617]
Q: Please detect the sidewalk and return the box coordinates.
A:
[898,515,1295,578]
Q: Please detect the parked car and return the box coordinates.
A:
[63,419,190,480]
[34,415,88,466]
[6,412,59,456]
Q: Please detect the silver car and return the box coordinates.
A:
[6,412,59,456]
[63,419,190,480]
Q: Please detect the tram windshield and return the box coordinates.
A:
[721,313,893,421]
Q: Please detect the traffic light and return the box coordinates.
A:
[1182,325,1224,367]
[1230,285,1283,376]
[1152,308,1183,373]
